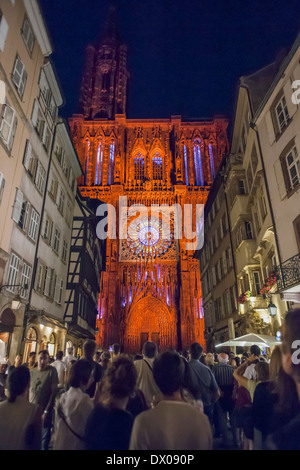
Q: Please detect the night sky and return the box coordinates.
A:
[39,0,300,125]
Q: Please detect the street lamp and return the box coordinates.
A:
[268,301,277,317]
[0,283,28,310]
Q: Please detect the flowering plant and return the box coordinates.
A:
[259,272,278,296]
[238,290,251,304]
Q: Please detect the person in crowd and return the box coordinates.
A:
[63,347,77,370]
[134,341,160,408]
[213,353,236,448]
[205,353,215,370]
[0,362,8,402]
[252,345,299,449]
[267,309,300,450]
[234,356,241,367]
[65,359,77,387]
[27,352,37,370]
[81,340,103,399]
[200,352,207,365]
[229,357,237,368]
[130,350,212,450]
[7,353,23,374]
[51,351,67,389]
[29,349,59,450]
[110,343,121,364]
[234,355,269,403]
[181,350,189,362]
[233,354,269,449]
[134,353,143,361]
[93,351,102,364]
[187,343,220,423]
[243,345,261,380]
[85,355,137,450]
[0,366,42,450]
[101,351,111,371]
[53,360,95,450]
[4,354,10,367]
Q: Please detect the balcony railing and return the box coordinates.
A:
[276,252,300,291]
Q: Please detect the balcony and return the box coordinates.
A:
[235,239,257,274]
[229,195,249,227]
[276,252,300,297]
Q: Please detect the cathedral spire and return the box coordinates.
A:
[100,0,119,45]
[79,0,128,119]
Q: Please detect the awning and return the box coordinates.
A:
[215,333,281,349]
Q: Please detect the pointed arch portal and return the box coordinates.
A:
[124,295,177,353]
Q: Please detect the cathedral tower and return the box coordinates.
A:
[70,4,229,352]
[79,2,128,119]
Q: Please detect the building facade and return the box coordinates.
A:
[253,33,300,311]
[0,0,83,363]
[69,7,229,352]
[198,156,238,351]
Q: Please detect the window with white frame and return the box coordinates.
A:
[12,188,24,225]
[53,227,61,254]
[0,104,17,151]
[41,213,53,245]
[18,200,29,231]
[21,17,35,55]
[38,69,51,107]
[55,278,64,304]
[245,221,253,240]
[44,267,56,298]
[28,208,39,241]
[0,172,5,204]
[0,10,8,52]
[35,261,46,293]
[23,141,37,178]
[275,95,290,131]
[238,179,246,195]
[286,146,300,188]
[31,100,45,140]
[65,199,72,227]
[49,175,58,201]
[57,187,65,215]
[259,191,268,221]
[6,253,20,293]
[253,271,261,296]
[20,262,31,298]
[12,56,27,99]
[62,239,68,263]
[35,161,46,194]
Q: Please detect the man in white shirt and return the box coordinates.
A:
[130,350,212,450]
[51,351,67,388]
[63,347,77,371]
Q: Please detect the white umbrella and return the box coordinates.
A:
[215,333,281,349]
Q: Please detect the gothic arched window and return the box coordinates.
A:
[108,142,115,185]
[209,144,215,180]
[134,154,145,181]
[184,145,189,185]
[193,141,203,186]
[153,153,163,180]
[84,140,90,186]
[95,143,103,185]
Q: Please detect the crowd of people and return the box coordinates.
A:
[0,309,300,451]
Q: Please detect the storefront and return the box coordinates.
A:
[0,309,15,362]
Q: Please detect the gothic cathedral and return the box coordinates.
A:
[69,6,229,353]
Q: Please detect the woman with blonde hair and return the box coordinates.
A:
[205,353,215,370]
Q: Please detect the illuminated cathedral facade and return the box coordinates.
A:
[69,6,229,352]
